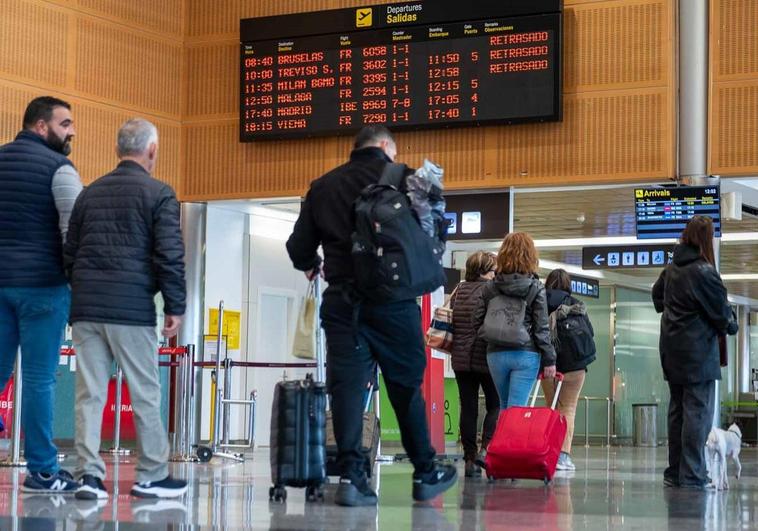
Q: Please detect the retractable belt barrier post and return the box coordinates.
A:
[0,349,25,468]
[582,396,614,448]
[159,345,199,463]
[107,366,131,456]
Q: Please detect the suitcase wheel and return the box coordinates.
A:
[196,446,213,463]
[544,477,551,486]
[269,486,287,503]
[305,485,325,503]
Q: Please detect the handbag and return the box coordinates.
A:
[291,282,317,360]
[425,284,459,355]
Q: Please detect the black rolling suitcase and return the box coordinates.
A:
[269,275,328,503]
[269,374,327,502]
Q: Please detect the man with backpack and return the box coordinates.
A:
[286,125,457,507]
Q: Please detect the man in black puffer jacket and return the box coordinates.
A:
[64,119,187,501]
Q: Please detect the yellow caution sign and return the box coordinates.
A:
[356,8,373,28]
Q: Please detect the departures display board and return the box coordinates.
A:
[240,1,562,141]
[634,186,721,240]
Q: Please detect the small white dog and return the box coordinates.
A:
[705,423,742,490]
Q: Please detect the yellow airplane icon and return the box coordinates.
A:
[356,8,373,27]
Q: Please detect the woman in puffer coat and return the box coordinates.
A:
[541,269,596,472]
[449,251,499,477]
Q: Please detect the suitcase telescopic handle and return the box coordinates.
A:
[530,372,565,409]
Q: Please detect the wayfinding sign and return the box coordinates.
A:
[569,274,599,299]
[582,245,675,270]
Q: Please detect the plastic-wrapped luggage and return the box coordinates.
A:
[485,374,567,484]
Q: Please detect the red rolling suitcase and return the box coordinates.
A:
[485,373,567,484]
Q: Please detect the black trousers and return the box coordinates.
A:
[321,288,435,482]
[454,370,499,461]
[666,381,715,487]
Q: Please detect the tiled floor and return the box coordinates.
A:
[0,446,756,529]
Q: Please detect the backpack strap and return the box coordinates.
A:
[378,162,408,190]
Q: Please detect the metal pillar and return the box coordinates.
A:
[737,307,751,394]
[178,202,207,448]
[679,0,709,183]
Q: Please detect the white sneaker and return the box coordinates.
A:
[556,453,576,471]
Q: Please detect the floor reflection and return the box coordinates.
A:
[0,447,753,529]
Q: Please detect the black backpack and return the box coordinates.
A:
[351,163,446,303]
[553,308,596,371]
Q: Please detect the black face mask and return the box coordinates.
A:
[46,129,73,156]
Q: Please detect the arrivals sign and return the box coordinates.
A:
[634,186,721,240]
[582,245,675,270]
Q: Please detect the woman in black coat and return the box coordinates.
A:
[652,216,737,489]
[449,251,499,477]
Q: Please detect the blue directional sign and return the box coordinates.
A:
[582,245,675,270]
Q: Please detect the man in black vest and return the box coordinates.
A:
[0,96,83,493]
[64,119,187,500]
[286,126,457,507]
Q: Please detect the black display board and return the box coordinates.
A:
[634,186,721,240]
[444,192,510,241]
[240,1,562,140]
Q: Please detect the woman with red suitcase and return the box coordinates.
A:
[472,233,557,410]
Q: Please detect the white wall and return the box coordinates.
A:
[244,212,310,446]
[201,205,248,441]
[200,204,311,447]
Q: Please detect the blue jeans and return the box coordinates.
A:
[0,285,70,473]
[487,350,540,410]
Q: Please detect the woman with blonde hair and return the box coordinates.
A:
[449,251,499,477]
[473,233,557,414]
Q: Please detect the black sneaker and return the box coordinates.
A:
[76,475,108,500]
[335,478,378,507]
[130,476,188,499]
[412,464,458,502]
[464,461,481,478]
[22,471,79,495]
[663,477,679,488]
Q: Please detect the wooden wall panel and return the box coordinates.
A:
[77,0,184,37]
[564,0,669,92]
[0,0,69,87]
[183,122,341,199]
[184,0,676,199]
[0,0,183,192]
[185,42,238,117]
[709,0,758,176]
[713,0,758,80]
[711,81,758,176]
[75,18,182,117]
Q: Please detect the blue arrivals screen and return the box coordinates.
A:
[634,186,721,240]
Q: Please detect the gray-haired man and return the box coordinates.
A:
[64,119,187,500]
